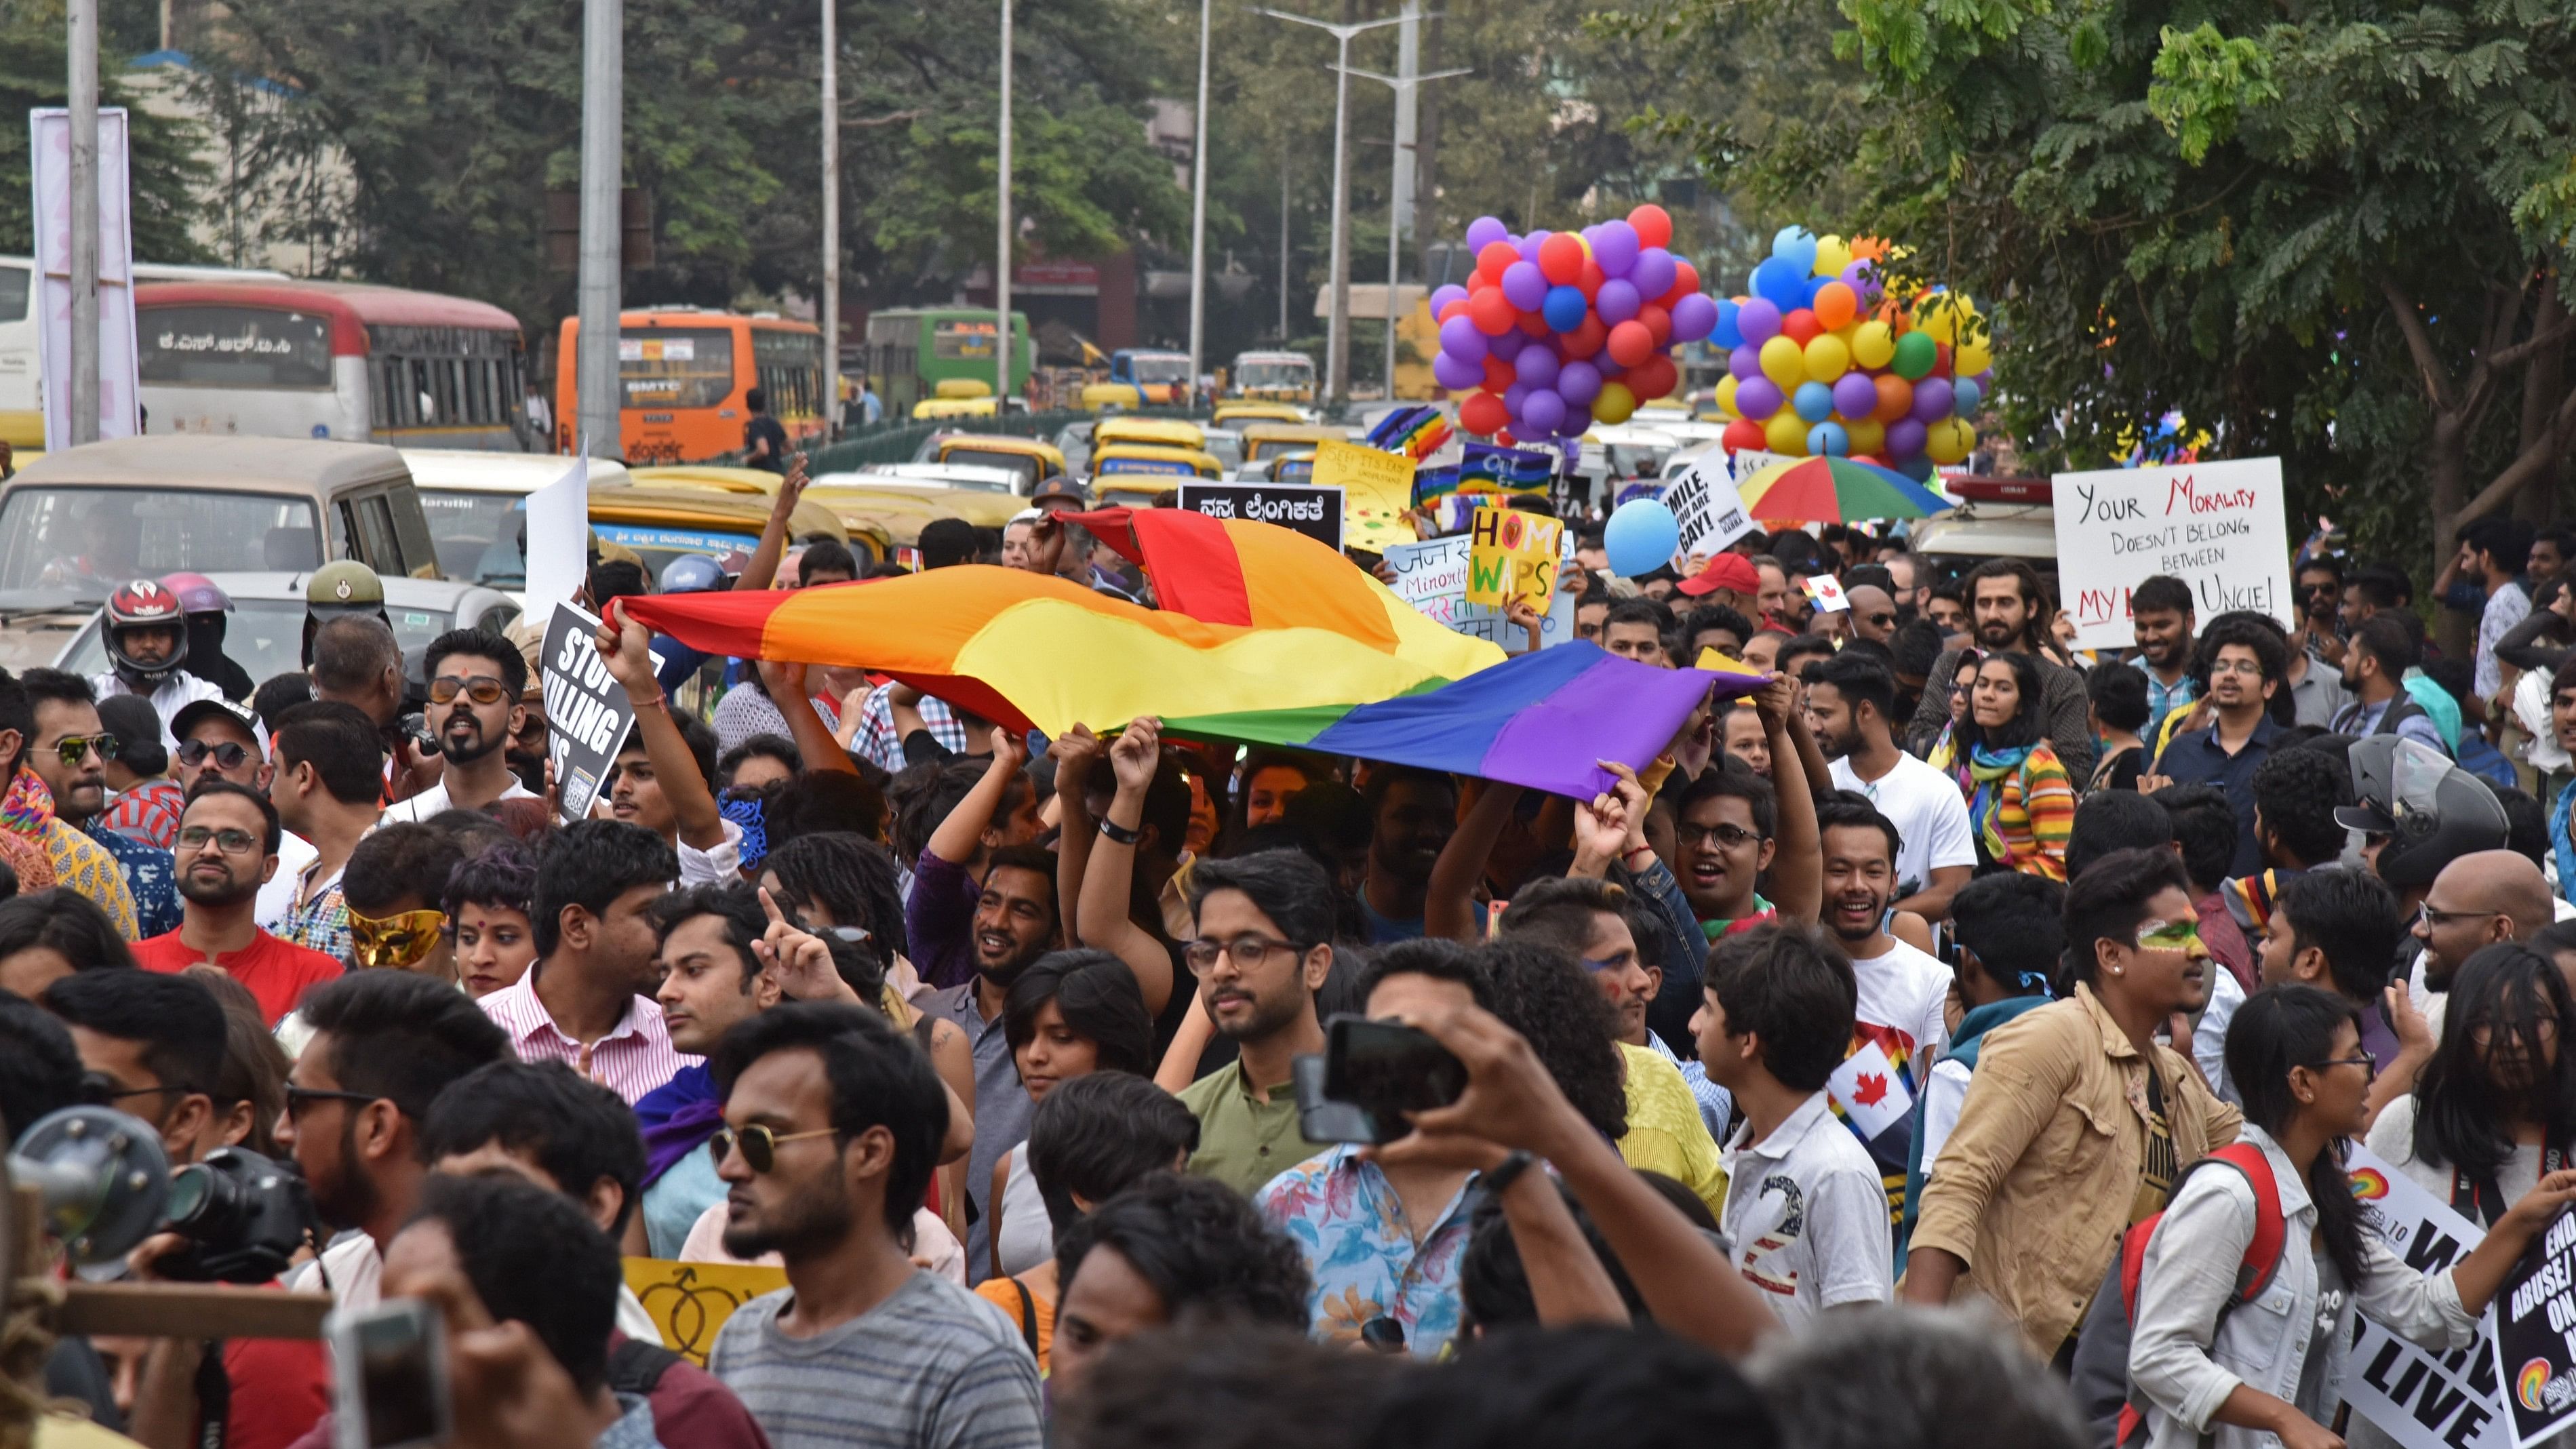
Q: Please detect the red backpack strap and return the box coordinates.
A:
[2207,1141,2286,1302]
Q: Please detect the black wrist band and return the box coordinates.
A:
[1097,817,1143,846]
[1482,1149,1536,1197]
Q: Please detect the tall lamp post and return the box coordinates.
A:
[820,0,839,441]
[1185,0,1212,408]
[1339,61,1468,401]
[1256,7,1403,411]
[996,0,1014,407]
[576,0,622,458]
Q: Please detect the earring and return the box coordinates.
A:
[2109,966,2124,977]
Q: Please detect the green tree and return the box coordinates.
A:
[0,0,212,264]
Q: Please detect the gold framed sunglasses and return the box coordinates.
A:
[709,1124,839,1173]
[349,907,448,970]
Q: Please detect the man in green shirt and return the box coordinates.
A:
[1174,850,1337,1197]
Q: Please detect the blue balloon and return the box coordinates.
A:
[1952,378,1985,416]
[1793,380,1835,423]
[1711,298,1744,351]
[1753,258,1806,310]
[1808,421,1850,457]
[1604,500,1681,580]
[1897,455,1936,483]
[1803,274,1831,308]
[1541,285,1589,333]
[1772,225,1818,275]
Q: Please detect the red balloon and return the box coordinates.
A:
[1438,299,1468,325]
[1495,429,1518,445]
[1606,319,1655,369]
[1631,354,1678,399]
[1640,304,1672,346]
[1872,373,1914,422]
[1934,341,1954,378]
[1561,315,1608,358]
[1663,260,1701,307]
[1579,258,1606,300]
[1629,203,1674,250]
[1482,355,1515,391]
[1538,233,1587,286]
[1780,309,1821,346]
[1460,391,1509,436]
[1469,286,1518,336]
[1517,311,1550,337]
[1478,241,1520,280]
[1722,416,1766,453]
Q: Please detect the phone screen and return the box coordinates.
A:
[1292,1053,1378,1145]
[336,1302,446,1449]
[1322,1016,1467,1143]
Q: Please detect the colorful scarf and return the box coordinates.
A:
[0,770,60,892]
[1962,742,2037,865]
[634,1063,724,1189]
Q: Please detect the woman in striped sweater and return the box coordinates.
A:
[1928,649,2074,879]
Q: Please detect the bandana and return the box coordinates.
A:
[635,1064,725,1189]
[720,791,771,876]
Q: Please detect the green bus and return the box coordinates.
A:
[862,309,1034,418]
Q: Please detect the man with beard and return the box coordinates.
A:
[1902,560,2095,776]
[907,726,1048,989]
[279,970,511,1313]
[1173,850,1339,1198]
[1811,797,1954,1222]
[21,669,167,936]
[708,1003,1043,1449]
[2125,575,2198,740]
[1807,653,1973,924]
[1360,766,1459,943]
[131,782,344,1025]
[381,631,536,822]
[479,819,688,1105]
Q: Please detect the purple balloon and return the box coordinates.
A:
[1522,389,1567,435]
[1910,377,1956,423]
[1729,344,1763,382]
[1593,220,1640,277]
[1669,293,1719,343]
[1737,298,1783,344]
[1840,259,1880,305]
[1464,215,1509,251]
[1429,283,1469,315]
[1884,417,1928,458]
[1518,230,1549,262]
[1489,327,1528,361]
[1559,401,1595,437]
[1558,359,1603,405]
[1439,315,1488,361]
[1831,373,1878,419]
[1500,260,1549,311]
[1630,247,1678,300]
[1515,345,1562,389]
[1596,278,1642,326]
[1432,351,1484,391]
[1735,377,1785,420]
[1503,382,1531,415]
[1975,370,1996,388]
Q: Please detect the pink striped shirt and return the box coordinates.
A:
[477,967,700,1106]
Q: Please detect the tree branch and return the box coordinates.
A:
[2486,308,2576,373]
[2380,275,2458,412]
[2453,380,2576,524]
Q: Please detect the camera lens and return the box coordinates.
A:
[165,1159,237,1235]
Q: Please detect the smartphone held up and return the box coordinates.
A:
[1295,1014,1469,1145]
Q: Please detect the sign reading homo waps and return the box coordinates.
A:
[2050,458,2292,652]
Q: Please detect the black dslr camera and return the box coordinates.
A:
[159,1147,319,1284]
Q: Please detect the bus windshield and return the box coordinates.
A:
[1235,359,1311,389]
[0,488,322,598]
[138,306,334,389]
[418,490,529,585]
[620,330,735,409]
[937,448,1042,486]
[932,320,1003,361]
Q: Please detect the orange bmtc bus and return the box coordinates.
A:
[555,309,825,464]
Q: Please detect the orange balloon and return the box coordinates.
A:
[1812,281,1857,330]
[1781,309,1822,346]
[1606,320,1656,368]
[1477,241,1520,279]
[1872,373,1914,423]
[1849,236,1890,261]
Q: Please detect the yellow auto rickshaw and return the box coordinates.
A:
[928,433,1065,491]
[1212,401,1305,430]
[1093,416,1207,454]
[617,469,891,563]
[1088,443,1222,509]
[1239,422,1350,465]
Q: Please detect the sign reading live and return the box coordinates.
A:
[542,603,638,825]
[2341,1144,2511,1449]
[2491,1203,2576,1449]
[2050,458,2293,652]
[1176,482,1345,551]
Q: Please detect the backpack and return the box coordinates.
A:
[2067,1141,2286,1449]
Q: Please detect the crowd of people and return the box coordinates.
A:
[12,468,2576,1449]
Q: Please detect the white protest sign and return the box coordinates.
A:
[2051,458,2293,652]
[1663,452,1760,560]
[540,603,637,823]
[523,452,591,615]
[1382,532,1575,656]
[2343,1144,2510,1449]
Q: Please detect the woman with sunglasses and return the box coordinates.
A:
[2365,943,2576,1224]
[987,951,1157,1280]
[2128,983,2576,1449]
[1928,649,2074,879]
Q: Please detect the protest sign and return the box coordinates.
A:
[541,603,637,824]
[1177,482,1346,550]
[522,452,589,616]
[623,1259,789,1366]
[2051,458,2293,652]
[1467,506,1564,609]
[2341,1144,2511,1449]
[1804,574,1850,613]
[1383,532,1574,655]
[1315,438,1419,550]
[1663,452,1759,560]
[2491,1202,2576,1448]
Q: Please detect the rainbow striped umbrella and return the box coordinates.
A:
[1734,456,1948,523]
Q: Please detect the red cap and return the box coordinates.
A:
[1676,553,1760,597]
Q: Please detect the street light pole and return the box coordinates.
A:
[67,0,98,445]
[1339,59,1469,401]
[821,0,839,442]
[1185,0,1211,408]
[576,0,622,458]
[1257,7,1402,412]
[995,0,1014,409]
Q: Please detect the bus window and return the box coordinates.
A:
[622,330,735,408]
[0,264,27,320]
[934,319,1002,362]
[138,306,333,389]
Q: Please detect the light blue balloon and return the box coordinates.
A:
[1772,225,1818,276]
[1604,499,1681,579]
[1793,380,1835,423]
[1952,378,1985,416]
[1808,421,1850,457]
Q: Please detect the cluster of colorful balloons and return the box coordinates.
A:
[1709,226,1994,479]
[1429,205,1721,443]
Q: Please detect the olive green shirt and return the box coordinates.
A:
[1176,1059,1327,1199]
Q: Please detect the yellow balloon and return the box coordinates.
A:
[1926,418,1975,464]
[1834,321,1861,344]
[1916,294,1962,345]
[1594,380,1637,424]
[1851,321,1896,369]
[1714,374,1741,418]
[1843,416,1885,456]
[1956,338,1994,376]
[1813,235,1852,278]
[1803,335,1850,384]
[1764,410,1810,456]
[1759,336,1805,389]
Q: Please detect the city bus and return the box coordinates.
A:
[555,309,825,465]
[0,257,290,452]
[133,279,534,450]
[861,308,1032,420]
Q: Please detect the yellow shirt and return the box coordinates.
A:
[1615,1042,1730,1220]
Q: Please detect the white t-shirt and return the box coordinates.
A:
[2189,964,2246,1106]
[1850,936,1953,1078]
[1918,1057,1972,1171]
[255,831,319,932]
[378,775,537,825]
[1829,752,1977,901]
[1721,1090,1894,1327]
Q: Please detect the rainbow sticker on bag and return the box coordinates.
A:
[2347,1168,2390,1201]
[2519,1358,2555,1412]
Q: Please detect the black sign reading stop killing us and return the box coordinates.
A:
[2491,1205,2576,1448]
[541,603,639,825]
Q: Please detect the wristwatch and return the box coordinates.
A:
[1482,1149,1537,1197]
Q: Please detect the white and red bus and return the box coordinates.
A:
[134,279,537,450]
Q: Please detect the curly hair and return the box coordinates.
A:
[1475,938,1627,1141]
[1055,1172,1313,1332]
[761,831,910,972]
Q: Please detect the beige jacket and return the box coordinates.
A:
[1908,983,2241,1357]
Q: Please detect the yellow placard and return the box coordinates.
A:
[1313,438,1417,550]
[623,1257,789,1366]
[1465,505,1563,608]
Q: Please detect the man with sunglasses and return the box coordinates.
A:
[5,668,141,939]
[131,782,344,1025]
[382,629,538,825]
[24,669,177,939]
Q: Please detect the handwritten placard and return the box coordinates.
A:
[1467,506,1564,608]
[1177,482,1345,550]
[622,1258,789,1366]
[1315,439,1419,550]
[1383,533,1574,656]
[2052,458,2291,652]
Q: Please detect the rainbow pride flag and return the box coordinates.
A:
[1366,404,1454,460]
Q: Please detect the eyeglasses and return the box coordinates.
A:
[80,1072,188,1108]
[2134,919,2206,953]
[1181,932,1307,976]
[2208,659,2267,678]
[2470,1017,2562,1046]
[176,825,261,856]
[1676,822,1762,850]
[2305,1054,2379,1079]
[283,1084,381,1119]
[709,1123,840,1173]
[37,733,120,767]
[2417,902,2505,930]
[350,907,449,970]
[176,739,252,770]
[1863,612,1895,626]
[429,675,511,707]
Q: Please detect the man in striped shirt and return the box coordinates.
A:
[479,820,694,1105]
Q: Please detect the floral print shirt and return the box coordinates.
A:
[1256,1144,1481,1359]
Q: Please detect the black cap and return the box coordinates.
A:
[95,694,167,775]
